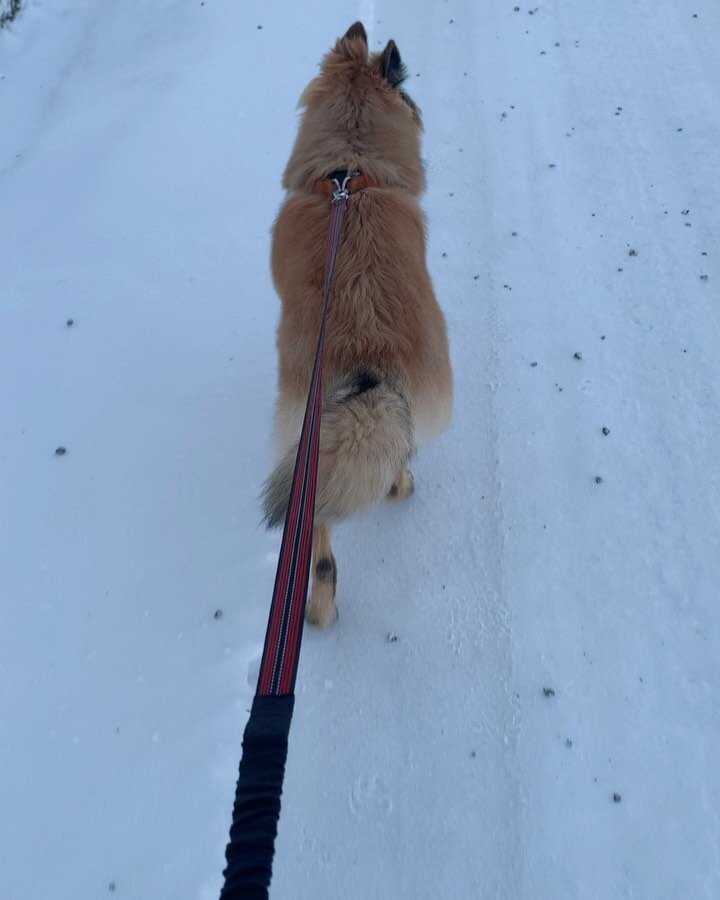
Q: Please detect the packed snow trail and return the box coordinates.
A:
[1,1,718,899]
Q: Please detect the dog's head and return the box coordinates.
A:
[283,23,425,195]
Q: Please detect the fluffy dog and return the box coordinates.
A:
[263,22,452,627]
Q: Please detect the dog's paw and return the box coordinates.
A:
[306,593,338,629]
[387,468,414,503]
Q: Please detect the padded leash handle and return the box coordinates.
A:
[220,696,294,899]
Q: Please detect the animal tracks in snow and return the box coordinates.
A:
[348,774,393,821]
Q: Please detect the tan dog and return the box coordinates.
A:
[262,22,452,627]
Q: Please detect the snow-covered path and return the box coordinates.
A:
[2,2,719,898]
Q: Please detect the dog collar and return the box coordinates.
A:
[312,169,377,196]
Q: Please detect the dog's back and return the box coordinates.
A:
[263,23,452,535]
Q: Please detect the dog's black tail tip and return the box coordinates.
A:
[260,447,296,530]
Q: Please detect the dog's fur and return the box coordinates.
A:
[262,22,452,627]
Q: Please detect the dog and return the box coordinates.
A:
[262,22,452,628]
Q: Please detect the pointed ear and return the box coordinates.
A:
[333,21,368,61]
[343,21,367,44]
[380,39,407,88]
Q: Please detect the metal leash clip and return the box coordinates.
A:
[331,170,355,202]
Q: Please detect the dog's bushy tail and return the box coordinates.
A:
[262,373,413,528]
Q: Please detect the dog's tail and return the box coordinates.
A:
[262,371,414,528]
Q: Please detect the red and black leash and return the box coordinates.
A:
[220,175,352,899]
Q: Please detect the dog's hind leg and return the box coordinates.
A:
[387,466,414,503]
[306,524,338,628]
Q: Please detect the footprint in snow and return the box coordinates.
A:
[349,774,393,820]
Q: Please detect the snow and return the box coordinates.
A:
[1,1,719,898]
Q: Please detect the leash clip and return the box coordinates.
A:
[331,171,354,202]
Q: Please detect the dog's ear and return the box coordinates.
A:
[334,21,368,58]
[343,21,367,44]
[379,40,407,88]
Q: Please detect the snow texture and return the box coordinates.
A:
[1,1,719,898]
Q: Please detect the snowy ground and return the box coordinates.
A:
[2,1,719,898]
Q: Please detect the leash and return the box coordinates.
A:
[220,172,353,899]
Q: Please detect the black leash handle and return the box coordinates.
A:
[220,696,294,899]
